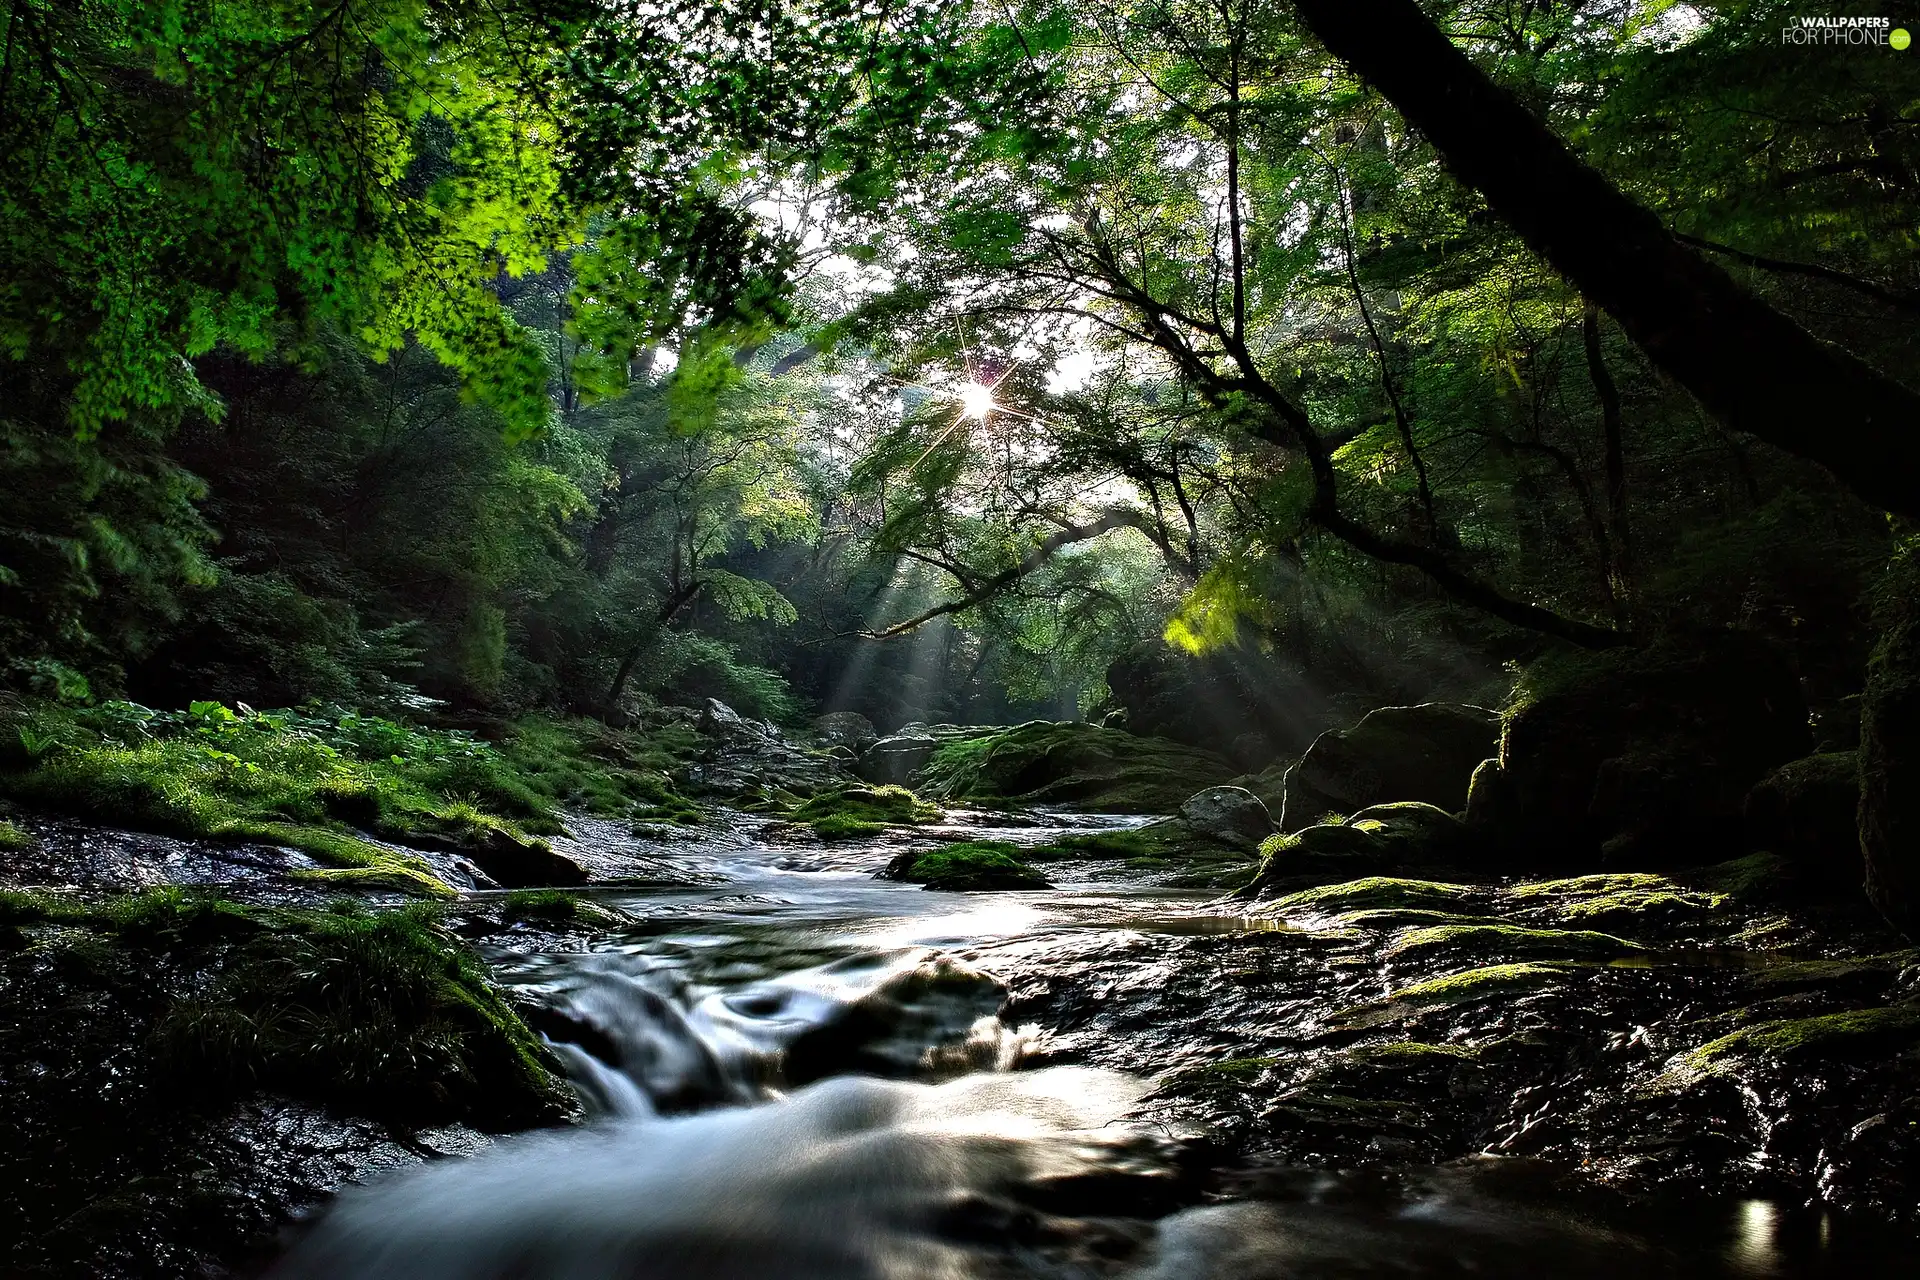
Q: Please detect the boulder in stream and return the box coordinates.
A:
[812,712,877,748]
[1745,751,1860,881]
[855,732,941,786]
[917,720,1234,813]
[1177,786,1274,847]
[464,828,589,888]
[1279,704,1498,832]
[1475,632,1812,866]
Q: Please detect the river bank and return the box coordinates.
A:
[2,699,1917,1276]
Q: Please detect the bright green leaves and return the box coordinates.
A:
[1165,553,1267,654]
[1,0,582,440]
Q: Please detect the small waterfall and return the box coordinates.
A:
[519,946,1023,1117]
[271,1067,1180,1280]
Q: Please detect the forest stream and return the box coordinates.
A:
[262,804,1916,1279]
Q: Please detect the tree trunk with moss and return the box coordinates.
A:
[1860,543,1920,936]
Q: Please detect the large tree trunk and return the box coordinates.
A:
[1290,0,1920,522]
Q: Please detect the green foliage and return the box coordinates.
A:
[0,699,704,889]
[0,0,581,441]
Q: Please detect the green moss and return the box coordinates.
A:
[792,785,940,839]
[1385,922,1642,961]
[0,818,29,850]
[1334,908,1483,930]
[1269,876,1478,915]
[1556,888,1725,926]
[1509,873,1671,898]
[1388,962,1576,1004]
[888,841,1052,890]
[5,890,571,1127]
[1346,1041,1479,1064]
[1679,1006,1920,1078]
[0,703,729,896]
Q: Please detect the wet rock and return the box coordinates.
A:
[1862,544,1920,935]
[881,841,1052,891]
[1238,805,1469,899]
[0,893,571,1276]
[918,720,1235,813]
[1746,752,1859,875]
[791,785,941,840]
[463,828,588,889]
[1485,632,1812,866]
[1381,921,1643,963]
[812,712,877,748]
[1280,704,1498,832]
[1177,787,1274,847]
[1225,759,1291,815]
[855,733,940,786]
[699,698,770,739]
[1347,801,1470,859]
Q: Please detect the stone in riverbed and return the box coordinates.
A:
[880,841,1052,891]
[855,733,941,786]
[1478,631,1811,866]
[1177,786,1274,847]
[1280,704,1498,832]
[812,712,877,748]
[916,720,1234,813]
[465,828,589,889]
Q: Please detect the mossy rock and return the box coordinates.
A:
[1266,876,1482,916]
[1383,922,1643,962]
[1280,703,1498,832]
[500,889,631,929]
[1237,807,1470,899]
[1667,1005,1920,1085]
[1494,631,1812,865]
[881,841,1051,891]
[1330,963,1577,1031]
[1508,873,1727,932]
[791,785,940,839]
[1745,751,1860,871]
[917,721,1234,813]
[1344,1040,1480,1066]
[1388,962,1578,1006]
[1333,908,1486,930]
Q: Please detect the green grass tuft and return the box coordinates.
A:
[792,785,940,839]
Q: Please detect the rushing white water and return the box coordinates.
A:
[270,809,1905,1279]
[272,1067,1171,1280]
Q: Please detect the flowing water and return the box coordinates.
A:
[273,810,1913,1278]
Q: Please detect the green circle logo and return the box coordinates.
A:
[1894,27,1912,50]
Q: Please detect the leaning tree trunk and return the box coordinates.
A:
[1290,0,1920,522]
[1860,542,1920,936]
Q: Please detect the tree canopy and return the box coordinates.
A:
[1,0,1914,732]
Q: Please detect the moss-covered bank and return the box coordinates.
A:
[0,699,703,892]
[0,888,572,1274]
